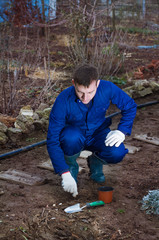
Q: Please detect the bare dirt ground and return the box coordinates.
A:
[0,92,159,240]
[0,27,159,239]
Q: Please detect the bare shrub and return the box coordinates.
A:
[66,0,132,78]
[0,23,52,115]
[0,23,21,115]
[87,29,130,78]
[0,1,67,116]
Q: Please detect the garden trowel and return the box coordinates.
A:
[64,200,105,213]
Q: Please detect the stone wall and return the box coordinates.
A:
[0,104,51,145]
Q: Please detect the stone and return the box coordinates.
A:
[124,144,141,154]
[37,103,49,111]
[33,119,49,131]
[38,159,53,171]
[14,114,35,133]
[41,118,49,131]
[15,119,35,133]
[0,122,7,133]
[14,120,29,132]
[0,132,8,144]
[149,81,159,91]
[123,86,136,98]
[35,110,43,119]
[36,108,51,120]
[18,113,35,122]
[20,105,34,117]
[33,120,44,130]
[0,189,4,195]
[0,169,45,186]
[138,87,152,97]
[7,127,22,143]
[133,134,159,146]
[134,79,149,88]
[123,80,159,99]
[43,108,51,120]
[32,112,39,121]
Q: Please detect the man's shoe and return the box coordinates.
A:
[64,152,80,182]
[87,154,105,183]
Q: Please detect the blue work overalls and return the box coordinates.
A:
[47,80,137,175]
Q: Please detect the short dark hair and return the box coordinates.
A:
[73,64,98,87]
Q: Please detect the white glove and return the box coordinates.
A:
[61,172,78,197]
[105,130,125,147]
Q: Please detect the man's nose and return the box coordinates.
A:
[82,93,87,100]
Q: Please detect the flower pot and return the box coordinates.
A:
[98,186,114,203]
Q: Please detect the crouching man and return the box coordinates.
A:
[47,64,137,197]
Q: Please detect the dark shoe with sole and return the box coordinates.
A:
[87,154,105,183]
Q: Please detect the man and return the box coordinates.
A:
[47,64,137,197]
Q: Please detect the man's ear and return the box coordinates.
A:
[97,79,100,87]
[72,79,75,86]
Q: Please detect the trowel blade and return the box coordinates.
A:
[64,203,83,213]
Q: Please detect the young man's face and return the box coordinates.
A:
[72,79,100,104]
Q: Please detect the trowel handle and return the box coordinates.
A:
[86,201,105,208]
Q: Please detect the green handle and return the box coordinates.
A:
[86,201,105,208]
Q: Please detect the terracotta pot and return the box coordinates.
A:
[98,186,114,203]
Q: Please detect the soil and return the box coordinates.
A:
[0,93,159,240]
[0,25,159,239]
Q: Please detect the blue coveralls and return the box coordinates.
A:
[47,80,137,175]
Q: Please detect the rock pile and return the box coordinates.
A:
[123,79,159,98]
[0,104,51,145]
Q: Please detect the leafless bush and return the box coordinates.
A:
[87,29,130,78]
[0,0,67,115]
[0,22,57,115]
[0,23,21,115]
[32,57,59,109]
[0,24,39,114]
[66,0,132,78]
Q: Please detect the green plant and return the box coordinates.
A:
[102,43,119,56]
[19,226,30,240]
[107,76,127,85]
[57,51,64,56]
[119,26,159,35]
[22,236,28,240]
[117,208,125,213]
[19,226,27,233]
[26,137,38,142]
[140,190,159,215]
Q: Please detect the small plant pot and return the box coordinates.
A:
[98,186,114,203]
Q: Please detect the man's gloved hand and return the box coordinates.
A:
[61,172,78,197]
[105,130,125,147]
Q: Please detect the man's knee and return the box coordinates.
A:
[99,144,128,164]
[60,126,85,155]
[110,145,128,163]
